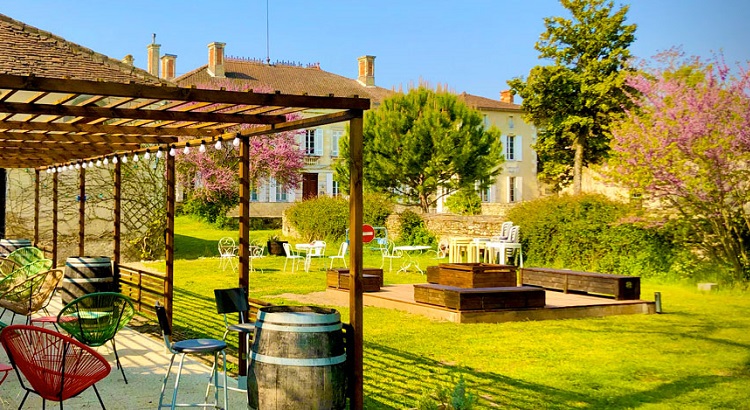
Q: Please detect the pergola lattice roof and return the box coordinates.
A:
[0,73,369,169]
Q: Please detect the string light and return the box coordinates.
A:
[199,142,207,153]
[81,162,87,169]
[96,159,102,167]
[88,160,94,168]
[169,146,177,156]
[183,144,190,154]
[233,136,240,147]
[214,138,222,150]
[122,155,128,164]
[144,151,151,160]
[133,153,139,162]
[75,163,80,169]
[112,156,118,164]
[156,148,163,158]
[103,157,109,165]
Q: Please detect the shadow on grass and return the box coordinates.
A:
[362,342,726,409]
[174,233,220,260]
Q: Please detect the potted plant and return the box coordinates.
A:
[266,235,288,256]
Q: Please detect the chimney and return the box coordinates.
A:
[357,55,375,86]
[500,90,514,104]
[122,54,134,66]
[207,42,226,78]
[147,41,160,77]
[160,54,177,80]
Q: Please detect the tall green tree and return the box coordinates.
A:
[336,87,502,212]
[508,0,636,193]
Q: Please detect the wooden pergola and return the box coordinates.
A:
[0,73,368,408]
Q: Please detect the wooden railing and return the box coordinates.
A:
[117,263,167,316]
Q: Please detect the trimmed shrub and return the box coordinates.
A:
[398,210,437,246]
[506,194,678,278]
[286,193,394,241]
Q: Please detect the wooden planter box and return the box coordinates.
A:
[414,283,545,311]
[327,268,383,292]
[520,267,640,300]
[426,263,517,288]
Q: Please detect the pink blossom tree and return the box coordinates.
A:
[606,50,750,282]
[176,79,304,224]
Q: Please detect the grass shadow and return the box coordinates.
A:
[174,233,219,260]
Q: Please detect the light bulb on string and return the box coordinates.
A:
[183,144,190,154]
[156,148,163,158]
[144,151,151,160]
[199,142,206,153]
[133,153,139,162]
[214,139,222,150]
[112,156,118,164]
[81,162,87,169]
[122,155,128,164]
[169,146,176,156]
[103,157,109,165]
[75,163,80,169]
[88,160,94,168]
[233,136,240,147]
[96,159,102,167]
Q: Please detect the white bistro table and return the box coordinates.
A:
[393,245,432,274]
[296,243,326,272]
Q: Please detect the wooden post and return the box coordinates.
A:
[348,112,364,410]
[34,170,40,246]
[165,153,176,326]
[52,171,58,266]
[114,160,121,284]
[79,166,86,256]
[238,135,250,380]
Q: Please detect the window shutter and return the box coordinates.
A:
[516,177,523,201]
[507,177,512,203]
[314,129,323,155]
[325,173,333,196]
[515,135,523,161]
[502,135,508,159]
[269,178,277,203]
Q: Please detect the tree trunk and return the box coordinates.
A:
[572,139,584,194]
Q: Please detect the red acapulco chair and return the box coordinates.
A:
[0,324,111,409]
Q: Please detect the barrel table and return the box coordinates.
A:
[60,256,116,305]
[248,306,347,410]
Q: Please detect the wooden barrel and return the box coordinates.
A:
[0,239,32,257]
[61,256,116,305]
[248,306,347,410]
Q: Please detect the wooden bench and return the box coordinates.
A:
[426,263,517,288]
[519,267,640,300]
[327,268,383,292]
[413,283,545,311]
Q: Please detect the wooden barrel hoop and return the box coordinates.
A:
[248,305,347,410]
[61,256,116,305]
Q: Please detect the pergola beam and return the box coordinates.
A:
[0,120,219,137]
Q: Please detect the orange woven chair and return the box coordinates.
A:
[0,324,111,409]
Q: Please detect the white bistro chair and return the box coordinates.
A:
[329,242,349,269]
[282,242,305,272]
[218,237,238,271]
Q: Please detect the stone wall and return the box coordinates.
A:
[386,213,511,243]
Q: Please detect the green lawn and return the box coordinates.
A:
[142,215,750,409]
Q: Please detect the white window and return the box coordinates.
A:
[503,135,523,161]
[331,130,343,157]
[251,187,258,202]
[508,115,515,129]
[332,180,340,197]
[481,185,491,202]
[304,129,323,155]
[508,176,522,203]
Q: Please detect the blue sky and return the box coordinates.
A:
[3,1,748,100]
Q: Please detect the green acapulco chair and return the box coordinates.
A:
[56,292,135,384]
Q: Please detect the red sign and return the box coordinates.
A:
[362,224,376,243]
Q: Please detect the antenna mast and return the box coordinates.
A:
[266,0,271,64]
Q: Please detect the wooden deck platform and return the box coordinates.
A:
[324,284,655,323]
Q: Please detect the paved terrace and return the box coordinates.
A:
[0,295,248,409]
